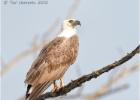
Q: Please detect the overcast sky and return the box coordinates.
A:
[1,0,139,100]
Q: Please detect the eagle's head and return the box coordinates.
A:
[63,19,81,29]
[58,19,81,38]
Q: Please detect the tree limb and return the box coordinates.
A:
[37,45,140,100]
[90,84,129,100]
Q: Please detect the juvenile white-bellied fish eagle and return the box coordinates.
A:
[24,19,81,100]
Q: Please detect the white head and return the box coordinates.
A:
[63,19,81,30]
[58,19,81,38]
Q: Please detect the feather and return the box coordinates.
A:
[28,81,53,100]
[25,84,32,99]
[24,19,80,99]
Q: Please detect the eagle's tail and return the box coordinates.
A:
[25,84,32,99]
[28,81,53,100]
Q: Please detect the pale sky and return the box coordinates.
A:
[1,0,139,100]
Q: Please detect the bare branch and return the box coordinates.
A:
[66,0,81,18]
[37,45,140,100]
[88,84,129,100]
[41,18,61,43]
[54,64,139,100]
[0,45,40,76]
[89,64,139,100]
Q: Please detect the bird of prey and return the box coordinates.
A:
[24,19,81,100]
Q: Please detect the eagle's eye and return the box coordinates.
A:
[69,20,74,23]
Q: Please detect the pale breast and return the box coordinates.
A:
[38,35,79,83]
[25,35,79,85]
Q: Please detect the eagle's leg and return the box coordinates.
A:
[60,77,64,88]
[52,81,59,92]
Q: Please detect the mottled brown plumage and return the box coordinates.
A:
[24,19,80,100]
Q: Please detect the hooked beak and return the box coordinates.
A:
[75,20,81,26]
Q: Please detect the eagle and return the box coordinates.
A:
[24,19,81,100]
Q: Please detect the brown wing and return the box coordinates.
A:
[25,35,79,86]
[37,35,79,84]
[24,37,65,85]
[28,81,53,100]
[43,35,79,72]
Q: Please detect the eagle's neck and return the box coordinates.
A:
[58,28,76,38]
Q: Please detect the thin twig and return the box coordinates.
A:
[89,64,139,100]
[87,84,129,100]
[66,0,81,18]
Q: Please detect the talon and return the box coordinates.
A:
[51,81,59,92]
[60,77,64,88]
[52,86,60,92]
